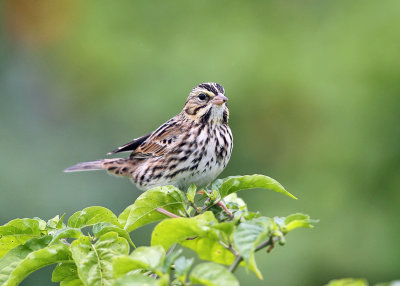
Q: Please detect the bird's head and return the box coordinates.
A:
[182,82,229,124]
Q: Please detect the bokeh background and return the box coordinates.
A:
[1,0,399,285]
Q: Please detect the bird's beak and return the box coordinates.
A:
[212,93,228,105]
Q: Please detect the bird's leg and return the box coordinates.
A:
[156,208,181,218]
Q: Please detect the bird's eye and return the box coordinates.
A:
[198,94,207,100]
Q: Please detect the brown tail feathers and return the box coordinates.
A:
[64,158,133,177]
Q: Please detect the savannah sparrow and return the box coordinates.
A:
[65,82,233,191]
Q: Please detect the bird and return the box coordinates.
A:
[64,82,233,191]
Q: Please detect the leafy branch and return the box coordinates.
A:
[228,236,278,273]
[0,174,317,285]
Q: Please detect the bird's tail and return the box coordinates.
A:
[64,158,133,177]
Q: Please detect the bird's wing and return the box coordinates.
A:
[130,118,186,158]
[108,133,152,154]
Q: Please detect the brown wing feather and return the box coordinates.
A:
[130,117,186,158]
[108,133,152,155]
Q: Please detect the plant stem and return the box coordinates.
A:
[216,200,233,219]
[166,243,177,255]
[228,236,280,273]
[156,207,181,218]
[228,255,243,273]
[219,241,239,256]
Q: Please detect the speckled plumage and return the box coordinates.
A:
[65,82,233,191]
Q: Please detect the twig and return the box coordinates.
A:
[156,207,181,218]
[197,190,232,218]
[228,255,243,273]
[255,237,278,252]
[228,236,280,273]
[216,201,233,219]
[60,239,71,246]
[219,241,239,256]
[166,243,177,256]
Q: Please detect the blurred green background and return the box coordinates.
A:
[1,0,399,285]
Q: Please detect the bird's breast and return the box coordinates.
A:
[133,123,233,191]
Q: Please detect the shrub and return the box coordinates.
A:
[0,174,317,285]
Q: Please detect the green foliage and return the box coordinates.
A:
[68,207,121,228]
[50,228,83,244]
[118,185,186,232]
[115,273,161,286]
[52,262,79,283]
[375,282,400,286]
[209,174,297,199]
[152,211,236,267]
[71,232,129,286]
[0,218,45,258]
[190,262,239,286]
[92,222,135,247]
[233,217,272,279]
[0,174,317,285]
[325,278,368,286]
[113,245,166,279]
[0,236,70,286]
[325,278,400,286]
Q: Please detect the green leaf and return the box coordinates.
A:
[68,207,121,228]
[283,213,318,233]
[92,222,135,247]
[112,256,147,278]
[375,281,400,286]
[174,256,193,283]
[186,184,196,204]
[52,262,79,282]
[212,221,235,245]
[233,217,273,279]
[119,186,186,232]
[151,212,235,265]
[210,193,248,221]
[209,174,297,200]
[127,245,165,271]
[0,218,44,258]
[223,193,247,211]
[183,237,234,266]
[71,232,129,286]
[162,247,182,274]
[190,262,239,286]
[34,217,48,232]
[273,213,318,234]
[115,273,159,286]
[326,278,369,286]
[113,245,165,278]
[0,236,72,285]
[47,214,66,230]
[61,279,84,286]
[151,212,217,250]
[50,228,83,244]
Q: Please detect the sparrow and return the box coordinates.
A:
[65,82,233,191]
